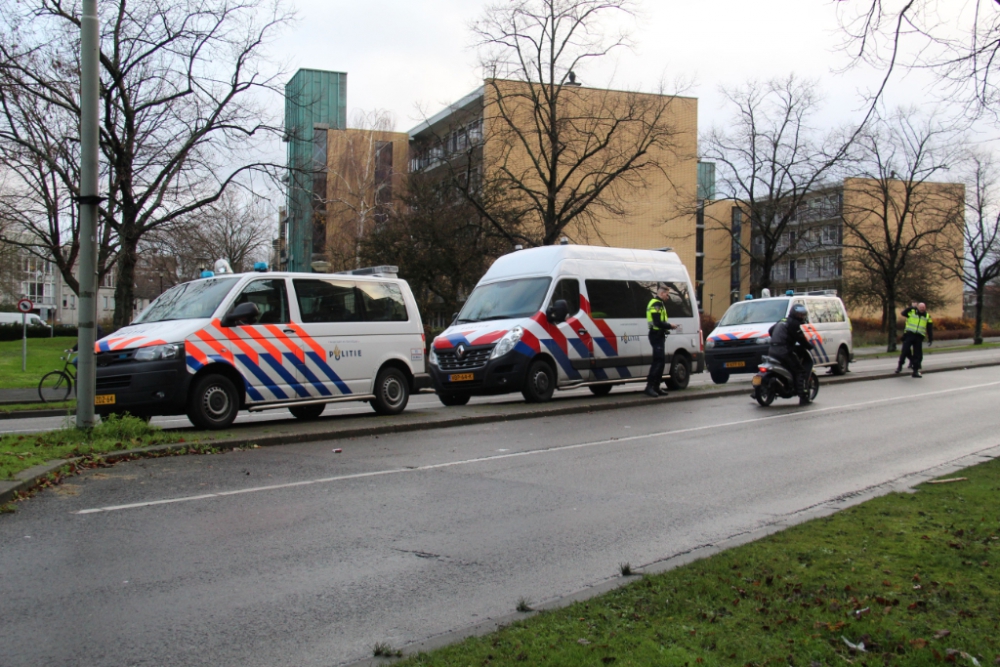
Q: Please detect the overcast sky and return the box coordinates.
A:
[270,0,955,137]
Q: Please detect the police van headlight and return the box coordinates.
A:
[428,346,439,366]
[490,326,523,359]
[134,343,184,361]
[754,335,771,345]
[705,338,715,350]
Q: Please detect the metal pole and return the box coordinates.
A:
[22,312,27,372]
[76,0,100,429]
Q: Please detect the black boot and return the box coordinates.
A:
[643,386,660,397]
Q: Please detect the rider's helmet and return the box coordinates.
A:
[790,304,808,321]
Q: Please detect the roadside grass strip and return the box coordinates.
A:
[0,415,185,480]
[0,337,77,389]
[0,400,75,414]
[397,458,1000,667]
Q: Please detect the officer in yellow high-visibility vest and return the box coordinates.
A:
[645,284,679,397]
[896,302,933,378]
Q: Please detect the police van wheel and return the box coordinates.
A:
[666,355,691,390]
[188,374,239,429]
[588,384,613,397]
[372,367,409,415]
[831,346,850,376]
[289,404,326,420]
[709,368,730,384]
[438,392,471,407]
[522,359,555,403]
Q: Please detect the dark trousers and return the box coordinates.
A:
[899,332,924,371]
[769,347,811,395]
[647,331,666,388]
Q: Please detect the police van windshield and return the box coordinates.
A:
[718,299,790,327]
[134,277,240,323]
[456,277,552,323]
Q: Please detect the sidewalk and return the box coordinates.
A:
[0,388,44,405]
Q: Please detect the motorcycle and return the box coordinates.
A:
[752,354,819,407]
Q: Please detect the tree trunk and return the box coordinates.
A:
[113,234,139,330]
[974,285,985,345]
[885,286,897,352]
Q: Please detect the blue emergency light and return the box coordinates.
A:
[200,270,214,278]
[785,290,795,296]
[744,294,753,300]
[253,262,268,272]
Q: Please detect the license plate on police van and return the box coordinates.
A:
[725,361,745,369]
[449,373,474,382]
[95,394,116,405]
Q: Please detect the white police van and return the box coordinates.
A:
[94,263,429,428]
[704,291,853,384]
[428,245,703,404]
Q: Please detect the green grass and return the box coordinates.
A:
[855,341,1000,359]
[398,459,1000,666]
[0,400,76,414]
[0,337,77,389]
[0,415,185,480]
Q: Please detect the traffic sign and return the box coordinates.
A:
[17,298,33,313]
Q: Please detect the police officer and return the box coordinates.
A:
[767,304,814,404]
[896,302,933,378]
[645,284,679,397]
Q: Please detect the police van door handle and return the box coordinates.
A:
[577,328,587,337]
[282,328,295,334]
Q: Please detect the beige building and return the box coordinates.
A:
[699,178,965,321]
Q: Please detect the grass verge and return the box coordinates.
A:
[0,337,77,389]
[398,459,1000,666]
[855,341,1000,359]
[0,400,76,414]
[0,415,186,480]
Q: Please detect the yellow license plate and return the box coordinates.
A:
[751,375,762,386]
[95,394,116,405]
[449,373,475,382]
[725,361,746,368]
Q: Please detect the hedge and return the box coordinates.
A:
[0,323,78,341]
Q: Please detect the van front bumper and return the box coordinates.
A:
[428,350,529,395]
[94,357,191,416]
[704,343,769,375]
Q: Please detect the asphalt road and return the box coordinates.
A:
[2,365,999,666]
[4,345,1000,435]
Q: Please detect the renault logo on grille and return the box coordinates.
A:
[456,344,467,359]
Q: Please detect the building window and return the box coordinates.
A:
[789,259,797,281]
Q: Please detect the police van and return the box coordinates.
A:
[428,245,703,404]
[94,264,429,428]
[704,291,853,384]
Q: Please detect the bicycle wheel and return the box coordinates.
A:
[38,370,73,403]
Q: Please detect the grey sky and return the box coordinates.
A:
[272,0,944,135]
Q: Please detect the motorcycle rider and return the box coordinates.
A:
[767,303,815,404]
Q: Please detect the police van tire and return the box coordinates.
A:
[666,354,691,390]
[372,367,409,415]
[289,404,326,420]
[588,384,613,397]
[187,374,239,429]
[831,346,850,376]
[709,368,730,384]
[438,392,471,407]
[522,359,555,403]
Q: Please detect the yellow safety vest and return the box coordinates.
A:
[905,310,931,337]
[647,298,668,331]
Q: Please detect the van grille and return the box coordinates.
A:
[96,375,132,390]
[711,338,762,349]
[437,345,494,371]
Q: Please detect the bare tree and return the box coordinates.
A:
[701,75,852,295]
[0,0,291,328]
[941,150,1000,343]
[463,0,690,246]
[840,110,964,351]
[838,0,1000,120]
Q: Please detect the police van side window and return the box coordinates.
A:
[233,279,289,324]
[549,279,580,316]
[294,279,362,323]
[636,281,694,319]
[357,281,408,322]
[585,280,635,319]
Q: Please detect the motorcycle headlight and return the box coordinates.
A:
[705,338,715,349]
[754,335,771,345]
[490,326,524,359]
[134,343,184,361]
[429,346,439,366]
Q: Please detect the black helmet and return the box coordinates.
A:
[790,304,808,321]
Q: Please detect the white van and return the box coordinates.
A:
[428,245,703,404]
[93,268,429,428]
[704,292,853,384]
[0,312,48,327]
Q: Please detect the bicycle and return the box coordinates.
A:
[38,349,77,402]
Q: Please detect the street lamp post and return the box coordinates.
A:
[709,293,715,315]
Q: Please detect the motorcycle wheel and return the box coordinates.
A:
[804,373,819,403]
[754,380,776,407]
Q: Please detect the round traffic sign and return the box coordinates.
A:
[17,298,33,313]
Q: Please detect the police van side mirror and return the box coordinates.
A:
[221,302,260,327]
[546,299,569,324]
[451,312,459,325]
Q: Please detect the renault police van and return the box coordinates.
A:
[93,265,429,429]
[428,245,703,405]
[704,292,853,384]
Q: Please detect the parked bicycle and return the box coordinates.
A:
[38,349,77,402]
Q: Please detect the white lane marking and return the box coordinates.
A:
[74,380,1000,515]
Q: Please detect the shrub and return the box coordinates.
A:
[0,323,78,341]
[699,312,717,335]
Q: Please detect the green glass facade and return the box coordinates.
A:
[697,161,716,201]
[284,69,348,272]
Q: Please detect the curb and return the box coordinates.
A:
[2,359,998,508]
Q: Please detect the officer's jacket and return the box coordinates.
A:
[901,307,933,342]
[646,298,669,333]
